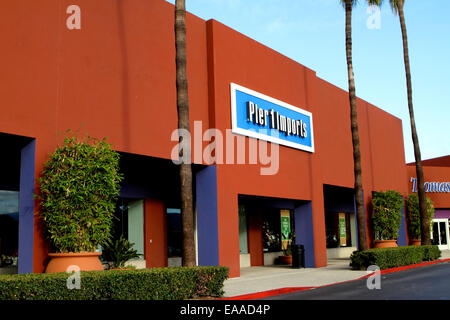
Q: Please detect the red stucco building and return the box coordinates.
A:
[0,0,448,278]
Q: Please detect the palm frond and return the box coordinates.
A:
[389,0,402,15]
[367,0,384,6]
[340,0,359,9]
[340,0,385,9]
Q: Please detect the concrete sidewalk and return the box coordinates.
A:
[223,250,450,298]
[223,259,367,298]
[440,250,450,260]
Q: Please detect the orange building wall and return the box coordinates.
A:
[0,0,210,272]
[0,0,415,275]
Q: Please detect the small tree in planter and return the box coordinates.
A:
[405,194,434,245]
[101,235,141,269]
[38,133,123,273]
[371,190,403,248]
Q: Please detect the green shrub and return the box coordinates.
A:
[350,245,441,270]
[101,235,141,268]
[0,266,229,300]
[371,190,403,240]
[37,132,123,253]
[405,194,435,240]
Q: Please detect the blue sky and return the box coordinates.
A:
[167,0,450,163]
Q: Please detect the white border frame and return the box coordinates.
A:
[230,82,315,153]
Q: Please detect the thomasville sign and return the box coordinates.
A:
[410,177,450,193]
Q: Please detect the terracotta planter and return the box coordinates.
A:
[45,252,103,273]
[410,239,421,246]
[278,255,292,265]
[373,240,398,248]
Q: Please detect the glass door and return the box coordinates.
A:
[431,219,450,251]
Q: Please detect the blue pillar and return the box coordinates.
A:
[18,139,35,274]
[397,197,408,246]
[294,202,315,268]
[196,166,219,266]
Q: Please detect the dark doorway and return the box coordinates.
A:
[0,132,35,274]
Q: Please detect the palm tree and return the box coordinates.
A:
[340,0,382,251]
[387,0,430,245]
[174,0,196,266]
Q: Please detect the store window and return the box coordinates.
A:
[325,212,355,248]
[0,190,19,273]
[238,205,248,254]
[167,208,182,258]
[263,209,294,252]
[111,198,144,257]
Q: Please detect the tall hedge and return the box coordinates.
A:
[38,134,123,253]
[372,190,403,241]
[405,194,435,240]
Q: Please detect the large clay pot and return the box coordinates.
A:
[45,252,103,273]
[373,240,398,248]
[410,239,421,246]
[278,255,292,265]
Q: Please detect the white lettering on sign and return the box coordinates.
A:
[66,5,81,30]
[410,177,450,193]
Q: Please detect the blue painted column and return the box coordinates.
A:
[397,197,408,246]
[294,202,315,268]
[18,140,35,274]
[196,166,219,266]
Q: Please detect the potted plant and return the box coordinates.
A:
[405,194,435,245]
[38,132,123,273]
[277,232,295,265]
[101,235,142,269]
[278,243,293,265]
[371,190,403,248]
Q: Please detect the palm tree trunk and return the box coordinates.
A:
[345,0,368,251]
[397,0,430,245]
[175,0,196,266]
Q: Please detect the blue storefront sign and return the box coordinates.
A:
[230,83,314,152]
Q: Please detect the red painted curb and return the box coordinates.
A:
[222,259,450,300]
[219,287,315,300]
[379,258,450,275]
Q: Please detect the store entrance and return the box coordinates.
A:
[238,195,302,268]
[323,185,357,259]
[431,219,450,251]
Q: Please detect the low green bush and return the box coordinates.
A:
[0,266,229,300]
[350,245,441,270]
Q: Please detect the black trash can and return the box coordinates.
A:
[292,244,305,268]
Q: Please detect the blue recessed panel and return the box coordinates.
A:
[294,202,315,268]
[196,166,219,266]
[18,139,35,274]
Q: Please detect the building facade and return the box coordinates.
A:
[0,0,448,277]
